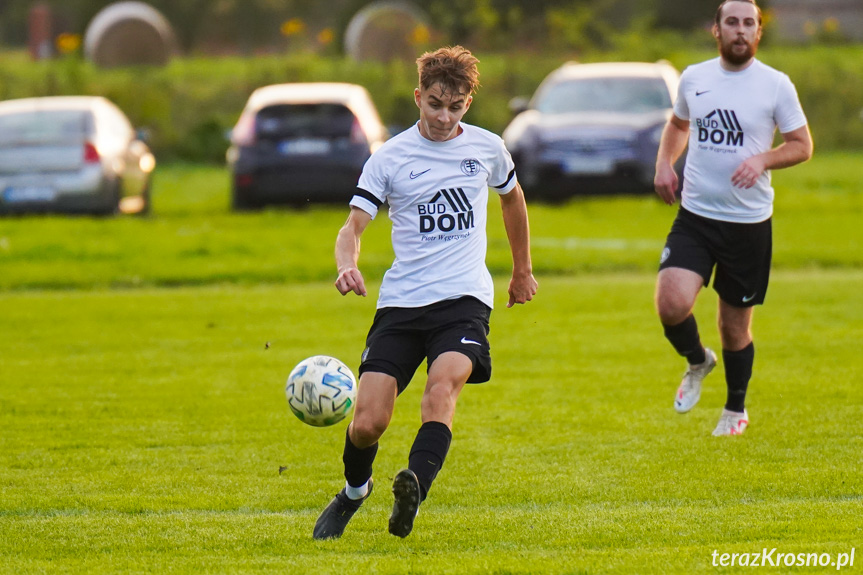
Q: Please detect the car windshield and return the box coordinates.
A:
[0,110,89,145]
[255,103,355,140]
[535,77,672,115]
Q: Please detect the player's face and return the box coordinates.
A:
[714,2,762,67]
[415,83,472,142]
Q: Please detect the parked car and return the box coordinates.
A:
[0,96,155,215]
[503,61,682,201]
[227,82,389,210]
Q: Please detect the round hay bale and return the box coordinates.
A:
[344,1,431,62]
[84,1,178,68]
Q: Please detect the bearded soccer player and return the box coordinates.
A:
[653,0,813,436]
[312,45,537,540]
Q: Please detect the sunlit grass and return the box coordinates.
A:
[1,273,860,573]
[1,151,860,292]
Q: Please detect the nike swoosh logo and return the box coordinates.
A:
[696,90,711,96]
[409,169,431,179]
[742,293,757,303]
[460,337,481,346]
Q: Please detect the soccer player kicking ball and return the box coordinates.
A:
[313,45,538,540]
[653,0,812,436]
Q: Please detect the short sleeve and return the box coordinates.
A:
[489,138,518,195]
[673,70,691,121]
[774,74,807,134]
[350,152,389,218]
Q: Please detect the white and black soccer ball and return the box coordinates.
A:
[285,355,357,427]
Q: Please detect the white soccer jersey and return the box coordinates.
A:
[350,122,517,309]
[674,58,808,223]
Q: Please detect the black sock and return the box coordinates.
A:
[663,314,707,365]
[723,342,754,413]
[342,428,378,488]
[408,421,452,501]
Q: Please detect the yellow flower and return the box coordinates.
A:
[317,28,334,45]
[55,33,81,54]
[823,17,840,34]
[411,25,430,45]
[281,18,305,37]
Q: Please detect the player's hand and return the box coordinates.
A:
[335,267,367,296]
[507,271,538,308]
[732,156,766,189]
[654,163,679,205]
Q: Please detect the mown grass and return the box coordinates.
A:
[1,151,861,573]
[1,272,861,574]
[0,151,860,292]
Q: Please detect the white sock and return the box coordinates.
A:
[345,480,369,500]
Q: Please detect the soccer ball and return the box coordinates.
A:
[285,355,358,427]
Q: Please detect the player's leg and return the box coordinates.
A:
[313,372,398,540]
[712,300,754,436]
[711,216,770,436]
[657,209,723,413]
[389,351,471,538]
[315,305,424,540]
[656,267,717,412]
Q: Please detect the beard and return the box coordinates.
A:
[718,35,758,66]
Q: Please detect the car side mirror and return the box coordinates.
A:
[508,96,530,115]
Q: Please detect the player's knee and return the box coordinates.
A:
[656,298,690,325]
[350,415,388,445]
[422,381,459,411]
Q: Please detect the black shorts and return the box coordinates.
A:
[659,207,772,307]
[359,296,492,394]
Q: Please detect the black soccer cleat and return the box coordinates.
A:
[312,478,373,540]
[388,469,421,538]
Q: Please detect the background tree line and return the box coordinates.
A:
[0,0,738,53]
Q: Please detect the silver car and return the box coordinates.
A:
[503,61,681,201]
[227,83,389,210]
[0,96,155,215]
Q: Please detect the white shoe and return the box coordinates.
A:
[712,409,749,436]
[673,348,717,413]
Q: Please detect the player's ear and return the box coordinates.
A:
[414,88,422,109]
[712,24,720,39]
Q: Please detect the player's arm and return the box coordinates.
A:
[334,207,373,296]
[731,125,813,189]
[654,114,690,205]
[499,182,538,308]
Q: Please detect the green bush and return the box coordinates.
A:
[0,46,860,162]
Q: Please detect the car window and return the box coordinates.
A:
[0,110,90,145]
[536,77,672,115]
[255,104,356,140]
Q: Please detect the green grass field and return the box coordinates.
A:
[1,153,861,574]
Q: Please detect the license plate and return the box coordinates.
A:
[562,156,614,175]
[3,186,57,203]
[279,139,331,155]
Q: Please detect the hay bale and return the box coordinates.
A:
[344,1,431,62]
[84,1,178,68]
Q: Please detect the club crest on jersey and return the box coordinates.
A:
[460,158,481,176]
[417,188,475,236]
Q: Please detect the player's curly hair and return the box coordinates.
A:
[715,0,762,26]
[416,46,480,97]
